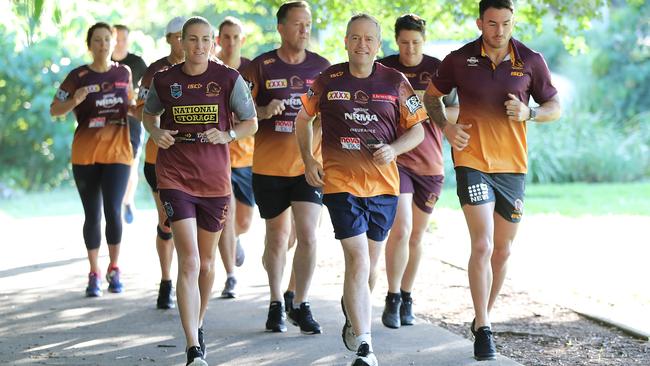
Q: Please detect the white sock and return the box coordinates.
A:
[292,301,300,310]
[226,273,235,279]
[356,333,372,352]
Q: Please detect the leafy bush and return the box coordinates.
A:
[0,26,77,190]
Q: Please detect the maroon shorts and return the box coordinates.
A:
[158,189,230,232]
[398,166,444,214]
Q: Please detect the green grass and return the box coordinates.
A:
[436,182,650,216]
[1,182,649,219]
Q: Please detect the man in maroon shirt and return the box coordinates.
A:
[424,0,561,360]
[242,1,330,335]
[297,14,425,366]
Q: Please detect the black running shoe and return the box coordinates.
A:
[341,296,356,351]
[471,320,497,361]
[265,301,287,332]
[400,297,414,325]
[381,293,401,329]
[351,342,378,366]
[288,302,322,335]
[186,345,207,366]
[283,290,294,314]
[157,280,175,309]
[198,327,206,357]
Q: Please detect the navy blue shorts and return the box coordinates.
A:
[253,174,322,219]
[399,166,444,214]
[128,115,143,158]
[323,193,398,242]
[144,162,157,192]
[455,166,525,223]
[231,167,255,207]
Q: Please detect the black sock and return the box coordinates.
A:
[387,291,400,300]
[400,290,411,301]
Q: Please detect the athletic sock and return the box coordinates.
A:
[356,333,372,352]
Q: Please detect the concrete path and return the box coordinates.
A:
[0,210,520,366]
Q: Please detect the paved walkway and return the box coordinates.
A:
[0,210,520,365]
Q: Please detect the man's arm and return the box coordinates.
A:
[504,93,561,123]
[295,107,323,187]
[424,82,471,151]
[373,123,424,166]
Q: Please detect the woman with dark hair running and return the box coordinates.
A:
[50,22,134,298]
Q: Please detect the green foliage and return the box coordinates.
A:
[0,25,77,190]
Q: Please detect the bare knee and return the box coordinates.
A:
[492,245,512,266]
[390,222,411,244]
[179,256,200,277]
[471,237,493,261]
[199,256,215,275]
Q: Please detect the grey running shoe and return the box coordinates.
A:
[351,342,378,366]
[341,296,357,351]
[220,276,237,299]
[400,296,414,325]
[235,237,245,267]
[185,346,207,366]
[198,327,206,357]
[381,293,401,329]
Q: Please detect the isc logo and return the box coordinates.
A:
[511,71,524,77]
[188,83,203,89]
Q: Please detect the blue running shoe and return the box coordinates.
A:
[124,204,134,224]
[106,266,124,293]
[85,272,102,297]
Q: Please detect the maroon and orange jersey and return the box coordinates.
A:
[138,56,174,164]
[148,60,255,197]
[229,57,254,168]
[432,37,558,173]
[54,63,133,165]
[242,50,330,177]
[300,62,428,197]
[379,54,444,176]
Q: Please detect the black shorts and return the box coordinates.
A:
[231,167,255,207]
[144,162,157,192]
[455,166,525,223]
[128,115,143,158]
[252,173,322,219]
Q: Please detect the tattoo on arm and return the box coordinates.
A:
[423,94,448,130]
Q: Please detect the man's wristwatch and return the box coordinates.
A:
[228,129,237,141]
[527,107,537,121]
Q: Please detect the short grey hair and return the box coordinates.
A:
[346,13,381,39]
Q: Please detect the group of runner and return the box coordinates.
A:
[50,0,561,365]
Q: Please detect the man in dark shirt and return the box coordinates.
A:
[242,1,330,336]
[424,0,561,360]
[112,24,147,224]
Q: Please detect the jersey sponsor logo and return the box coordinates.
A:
[329,71,344,78]
[108,118,127,126]
[163,201,174,218]
[274,120,294,133]
[88,117,106,128]
[206,81,221,97]
[510,71,524,77]
[511,198,524,220]
[95,93,125,108]
[404,72,416,78]
[263,58,276,65]
[115,81,129,89]
[172,104,219,124]
[85,84,101,93]
[170,83,182,99]
[137,87,149,101]
[344,108,378,126]
[372,93,397,103]
[289,76,304,89]
[282,93,303,110]
[405,95,423,114]
[187,83,203,89]
[419,71,432,84]
[467,57,479,67]
[327,91,351,101]
[305,78,315,86]
[55,89,70,101]
[340,137,361,150]
[266,79,288,89]
[354,90,370,104]
[425,193,437,208]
